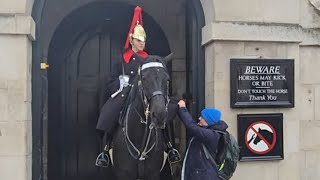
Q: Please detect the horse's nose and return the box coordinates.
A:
[149,95,168,129]
[151,111,167,129]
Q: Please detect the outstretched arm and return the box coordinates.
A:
[177,100,216,143]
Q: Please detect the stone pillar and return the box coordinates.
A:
[0,3,35,179]
[202,21,302,180]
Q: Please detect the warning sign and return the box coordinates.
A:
[237,113,283,161]
[245,121,276,154]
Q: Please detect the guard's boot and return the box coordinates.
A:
[95,134,112,168]
[167,141,181,164]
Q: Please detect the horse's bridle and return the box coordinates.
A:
[138,62,170,124]
[123,61,170,161]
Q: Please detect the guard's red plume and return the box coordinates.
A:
[124,6,143,49]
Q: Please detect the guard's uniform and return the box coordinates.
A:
[96,51,148,133]
[96,50,179,138]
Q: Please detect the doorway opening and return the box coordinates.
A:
[31,1,205,180]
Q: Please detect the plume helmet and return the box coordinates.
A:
[124,6,146,49]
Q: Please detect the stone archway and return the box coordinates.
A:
[310,0,320,10]
[31,0,207,179]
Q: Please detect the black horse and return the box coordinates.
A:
[111,54,173,180]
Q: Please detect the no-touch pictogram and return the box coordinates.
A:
[238,113,283,161]
[245,121,276,154]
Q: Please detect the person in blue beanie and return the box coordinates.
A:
[177,100,228,180]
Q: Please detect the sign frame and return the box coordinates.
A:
[237,113,284,161]
[230,59,294,108]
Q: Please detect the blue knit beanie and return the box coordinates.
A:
[201,108,221,125]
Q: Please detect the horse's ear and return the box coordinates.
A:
[163,53,174,65]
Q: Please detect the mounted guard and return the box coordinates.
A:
[95,6,181,169]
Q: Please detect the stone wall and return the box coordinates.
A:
[204,41,301,180]
[0,12,34,180]
[0,1,34,179]
[201,0,320,180]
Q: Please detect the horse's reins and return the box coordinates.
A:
[123,61,170,162]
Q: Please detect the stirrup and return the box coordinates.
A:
[95,145,110,168]
[168,148,181,164]
[95,151,110,168]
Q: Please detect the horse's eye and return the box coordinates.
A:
[141,75,146,81]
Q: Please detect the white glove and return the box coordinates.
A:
[111,75,130,98]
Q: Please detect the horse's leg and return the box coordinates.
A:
[143,151,165,180]
[113,128,138,180]
[114,168,134,180]
[145,171,161,180]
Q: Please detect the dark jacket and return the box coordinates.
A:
[107,53,145,97]
[96,53,146,132]
[178,107,228,180]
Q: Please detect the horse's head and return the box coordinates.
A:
[137,53,173,129]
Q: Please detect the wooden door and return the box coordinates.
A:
[49,22,122,180]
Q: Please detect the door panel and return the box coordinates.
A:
[52,26,116,179]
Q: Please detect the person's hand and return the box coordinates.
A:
[178,100,186,108]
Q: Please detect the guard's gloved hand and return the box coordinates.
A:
[119,75,130,87]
